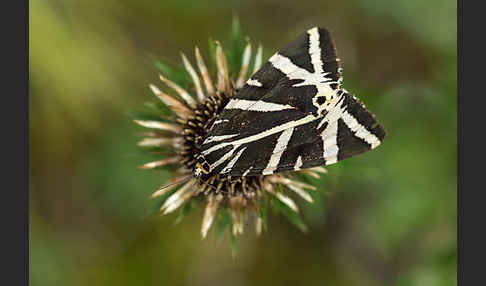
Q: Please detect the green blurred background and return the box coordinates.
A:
[29,0,456,285]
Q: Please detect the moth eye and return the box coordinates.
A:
[197,156,205,163]
[202,162,210,171]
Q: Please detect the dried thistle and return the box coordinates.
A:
[134,20,341,248]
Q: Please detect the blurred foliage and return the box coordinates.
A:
[29,0,456,285]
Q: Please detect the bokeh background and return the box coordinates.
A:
[29,0,457,285]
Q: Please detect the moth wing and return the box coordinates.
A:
[223,93,385,176]
[203,93,385,177]
[207,26,341,138]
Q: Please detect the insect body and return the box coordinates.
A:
[193,27,385,181]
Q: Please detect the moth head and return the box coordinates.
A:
[193,155,210,178]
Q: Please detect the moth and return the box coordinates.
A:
[194,27,385,181]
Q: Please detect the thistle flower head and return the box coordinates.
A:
[134,20,326,244]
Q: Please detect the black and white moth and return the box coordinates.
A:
[193,27,385,180]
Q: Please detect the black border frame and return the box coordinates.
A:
[459,1,485,285]
[4,0,28,285]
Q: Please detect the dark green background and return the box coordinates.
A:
[30,0,456,285]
